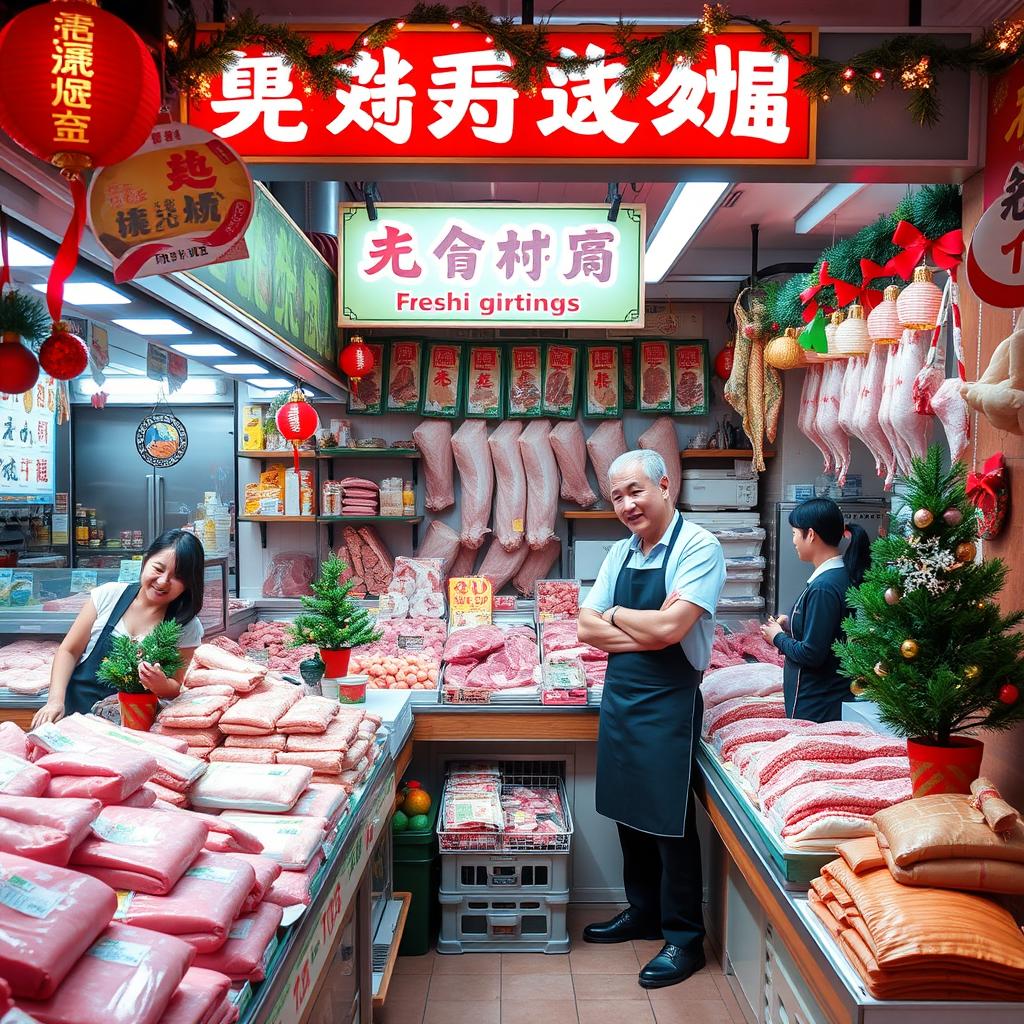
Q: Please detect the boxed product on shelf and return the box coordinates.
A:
[242,405,264,450]
[284,469,315,517]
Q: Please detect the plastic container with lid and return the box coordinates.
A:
[323,673,368,704]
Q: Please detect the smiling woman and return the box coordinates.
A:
[32,530,206,727]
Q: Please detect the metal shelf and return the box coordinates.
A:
[236,450,317,459]
[316,516,422,524]
[318,448,420,459]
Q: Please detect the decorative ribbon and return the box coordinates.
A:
[800,259,886,320]
[46,173,88,323]
[966,452,1006,517]
[887,220,964,281]
[799,261,838,322]
[0,206,9,294]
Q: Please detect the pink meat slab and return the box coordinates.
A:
[223,734,287,751]
[702,695,786,738]
[745,734,909,791]
[119,788,157,809]
[185,814,264,856]
[275,750,344,774]
[284,717,357,752]
[0,850,117,999]
[217,685,301,735]
[38,749,157,804]
[0,796,101,866]
[157,967,232,1024]
[185,747,212,762]
[700,663,784,710]
[152,725,222,749]
[0,721,29,758]
[191,645,268,678]
[16,922,192,1024]
[71,806,209,896]
[193,902,284,981]
[183,668,262,694]
[158,689,237,726]
[276,696,340,734]
[114,851,255,953]
[342,740,370,770]
[0,749,50,797]
[218,813,327,870]
[141,731,190,754]
[188,763,312,814]
[228,853,282,913]
[209,998,240,1024]
[208,748,276,765]
[263,852,325,911]
[145,781,189,807]
[290,783,349,828]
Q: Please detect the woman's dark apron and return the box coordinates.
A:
[595,517,703,837]
[65,584,140,716]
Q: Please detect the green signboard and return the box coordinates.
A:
[187,183,337,374]
[339,203,645,329]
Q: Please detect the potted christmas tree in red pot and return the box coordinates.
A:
[97,621,183,730]
[836,446,1024,796]
[288,554,381,679]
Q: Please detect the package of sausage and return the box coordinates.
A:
[583,344,622,419]
[507,344,544,418]
[637,340,673,413]
[346,341,386,415]
[422,342,464,418]
[542,343,579,419]
[386,340,423,414]
[672,340,710,415]
[465,346,504,418]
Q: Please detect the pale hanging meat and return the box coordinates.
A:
[451,420,494,549]
[519,420,560,550]
[931,376,970,461]
[549,421,598,508]
[817,361,850,484]
[488,421,527,552]
[477,538,530,593]
[838,356,867,468]
[799,365,832,472]
[586,420,627,503]
[857,343,896,487]
[638,417,681,506]
[879,341,911,482]
[413,420,455,512]
[891,329,932,467]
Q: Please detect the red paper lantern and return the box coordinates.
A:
[0,332,40,394]
[38,321,88,381]
[275,390,320,474]
[339,336,375,381]
[714,343,735,381]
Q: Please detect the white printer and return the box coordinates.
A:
[680,468,758,510]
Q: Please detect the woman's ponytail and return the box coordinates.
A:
[843,523,872,586]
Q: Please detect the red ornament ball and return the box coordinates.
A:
[0,2,160,172]
[998,684,1019,705]
[713,344,735,381]
[339,338,375,381]
[0,334,40,394]
[39,322,88,381]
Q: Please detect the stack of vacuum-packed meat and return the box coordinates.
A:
[540,620,608,688]
[439,624,540,701]
[0,638,57,696]
[701,663,912,850]
[151,644,382,794]
[233,624,315,674]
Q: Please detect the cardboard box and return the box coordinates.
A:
[242,406,264,450]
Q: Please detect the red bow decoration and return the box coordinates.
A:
[967,453,1006,516]
[887,220,964,281]
[799,261,837,323]
[800,259,888,321]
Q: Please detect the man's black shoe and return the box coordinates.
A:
[582,909,662,944]
[638,943,706,988]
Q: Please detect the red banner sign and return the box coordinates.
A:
[184,26,815,164]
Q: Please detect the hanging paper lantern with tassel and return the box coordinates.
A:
[0,0,160,330]
[897,267,943,330]
[833,304,872,357]
[868,284,902,344]
[275,389,320,474]
[339,335,375,382]
[714,340,735,381]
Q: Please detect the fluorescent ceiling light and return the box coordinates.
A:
[32,281,129,305]
[214,363,268,375]
[113,317,192,335]
[9,238,52,267]
[249,377,294,389]
[171,342,235,357]
[644,182,730,284]
[795,183,865,234]
[79,377,221,397]
[104,362,146,377]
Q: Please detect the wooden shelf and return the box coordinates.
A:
[316,515,422,524]
[563,510,616,520]
[236,450,316,459]
[238,515,316,523]
[680,449,775,459]
[317,448,420,459]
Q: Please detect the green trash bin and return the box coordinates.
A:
[393,799,440,956]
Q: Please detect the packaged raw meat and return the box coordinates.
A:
[0,721,29,757]
[276,750,345,774]
[638,417,681,506]
[519,420,559,550]
[276,695,340,734]
[488,421,527,551]
[208,748,276,765]
[217,813,327,870]
[38,749,157,804]
[217,683,302,736]
[0,796,102,866]
[416,520,461,574]
[347,341,385,414]
[583,344,622,418]
[193,644,268,679]
[71,806,209,896]
[535,579,580,621]
[673,341,709,415]
[158,967,233,1024]
[0,850,117,999]
[263,859,323,910]
[700,663,784,710]
[230,852,282,913]
[387,556,445,618]
[701,695,785,739]
[285,715,361,750]
[16,922,192,1024]
[465,345,504,418]
[188,763,312,813]
[290,783,350,827]
[451,421,494,549]
[586,420,628,502]
[192,902,284,980]
[152,725,222,750]
[540,619,607,662]
[412,420,455,512]
[758,756,911,813]
[543,343,579,418]
[353,526,394,595]
[0,749,49,797]
[443,625,505,663]
[513,538,561,597]
[423,342,464,417]
[386,340,423,414]
[262,551,315,599]
[637,340,672,413]
[508,344,544,417]
[548,420,598,507]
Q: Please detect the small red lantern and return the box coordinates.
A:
[714,342,735,381]
[0,332,40,394]
[38,320,88,381]
[339,336,375,382]
[275,390,320,474]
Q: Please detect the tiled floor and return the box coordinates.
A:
[376,906,750,1024]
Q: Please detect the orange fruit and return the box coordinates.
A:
[403,788,431,816]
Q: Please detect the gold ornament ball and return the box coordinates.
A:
[913,508,934,529]
[901,639,920,660]
[963,664,981,682]
[956,542,977,563]
[874,661,889,677]
[850,679,868,697]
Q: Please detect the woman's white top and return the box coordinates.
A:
[81,581,204,660]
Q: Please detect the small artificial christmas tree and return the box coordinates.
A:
[289,554,382,655]
[97,621,184,694]
[836,446,1024,747]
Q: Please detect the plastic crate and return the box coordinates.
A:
[437,774,574,854]
[440,850,569,894]
[437,890,569,954]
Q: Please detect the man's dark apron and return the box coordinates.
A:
[595,517,702,836]
[64,584,139,716]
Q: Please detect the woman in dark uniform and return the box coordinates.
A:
[32,529,205,726]
[760,498,871,723]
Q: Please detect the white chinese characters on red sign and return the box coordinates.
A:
[187,29,814,162]
[967,162,1024,308]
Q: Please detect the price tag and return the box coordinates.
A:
[448,576,493,629]
[70,569,98,593]
[118,559,142,583]
[88,937,148,966]
[185,865,238,884]
[397,634,425,651]
[492,595,517,612]
[0,872,63,919]
[377,593,396,617]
